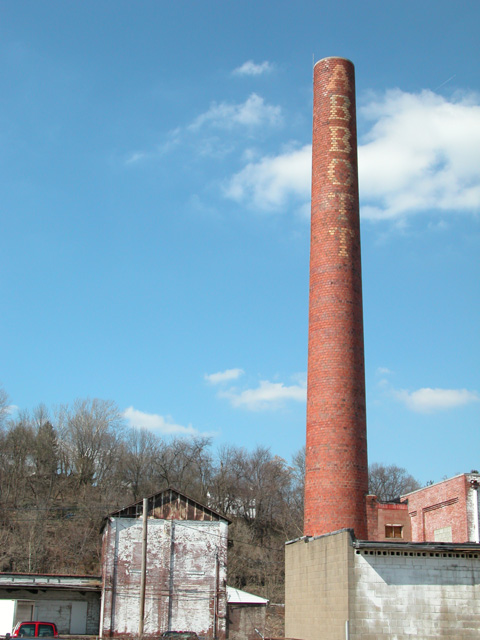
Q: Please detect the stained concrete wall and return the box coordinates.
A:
[101,517,228,639]
[227,604,266,640]
[351,546,480,639]
[285,529,480,640]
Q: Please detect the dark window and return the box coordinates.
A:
[19,625,35,638]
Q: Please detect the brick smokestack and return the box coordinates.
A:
[304,57,368,539]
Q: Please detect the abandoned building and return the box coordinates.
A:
[0,488,270,639]
[285,56,480,640]
[100,488,229,639]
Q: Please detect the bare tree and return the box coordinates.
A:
[368,462,420,501]
[118,427,162,501]
[0,386,10,428]
[153,436,212,501]
[57,398,125,488]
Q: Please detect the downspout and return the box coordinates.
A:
[168,522,175,630]
[110,519,120,636]
[139,498,148,637]
[214,553,219,640]
[470,480,479,543]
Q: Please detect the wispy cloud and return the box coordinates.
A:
[233,60,274,77]
[219,378,307,411]
[189,93,282,131]
[123,406,215,437]
[224,89,480,221]
[125,94,281,165]
[377,367,393,376]
[393,387,479,413]
[125,151,147,165]
[205,368,244,385]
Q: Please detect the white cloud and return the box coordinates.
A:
[223,89,480,221]
[189,93,282,131]
[233,60,274,77]
[358,89,480,220]
[205,368,244,385]
[219,379,307,411]
[224,144,311,210]
[394,387,479,413]
[124,406,211,437]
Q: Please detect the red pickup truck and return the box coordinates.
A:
[11,622,58,638]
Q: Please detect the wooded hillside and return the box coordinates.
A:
[0,396,304,606]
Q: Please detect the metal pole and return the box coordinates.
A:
[139,498,148,637]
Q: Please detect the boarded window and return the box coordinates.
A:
[434,526,452,542]
[385,524,403,538]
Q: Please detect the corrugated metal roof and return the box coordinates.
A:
[227,586,269,605]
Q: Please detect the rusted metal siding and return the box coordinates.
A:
[101,517,228,639]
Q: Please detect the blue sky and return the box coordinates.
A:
[1,1,479,486]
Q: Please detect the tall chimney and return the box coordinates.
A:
[304,57,368,539]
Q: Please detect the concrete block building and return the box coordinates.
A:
[286,529,480,640]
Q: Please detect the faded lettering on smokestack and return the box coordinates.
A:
[304,57,368,539]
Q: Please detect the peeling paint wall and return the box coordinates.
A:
[101,518,228,639]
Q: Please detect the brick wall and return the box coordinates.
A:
[366,496,411,541]
[403,474,480,542]
[305,56,368,539]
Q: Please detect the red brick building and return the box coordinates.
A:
[365,472,480,543]
[402,472,480,543]
[366,496,412,542]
